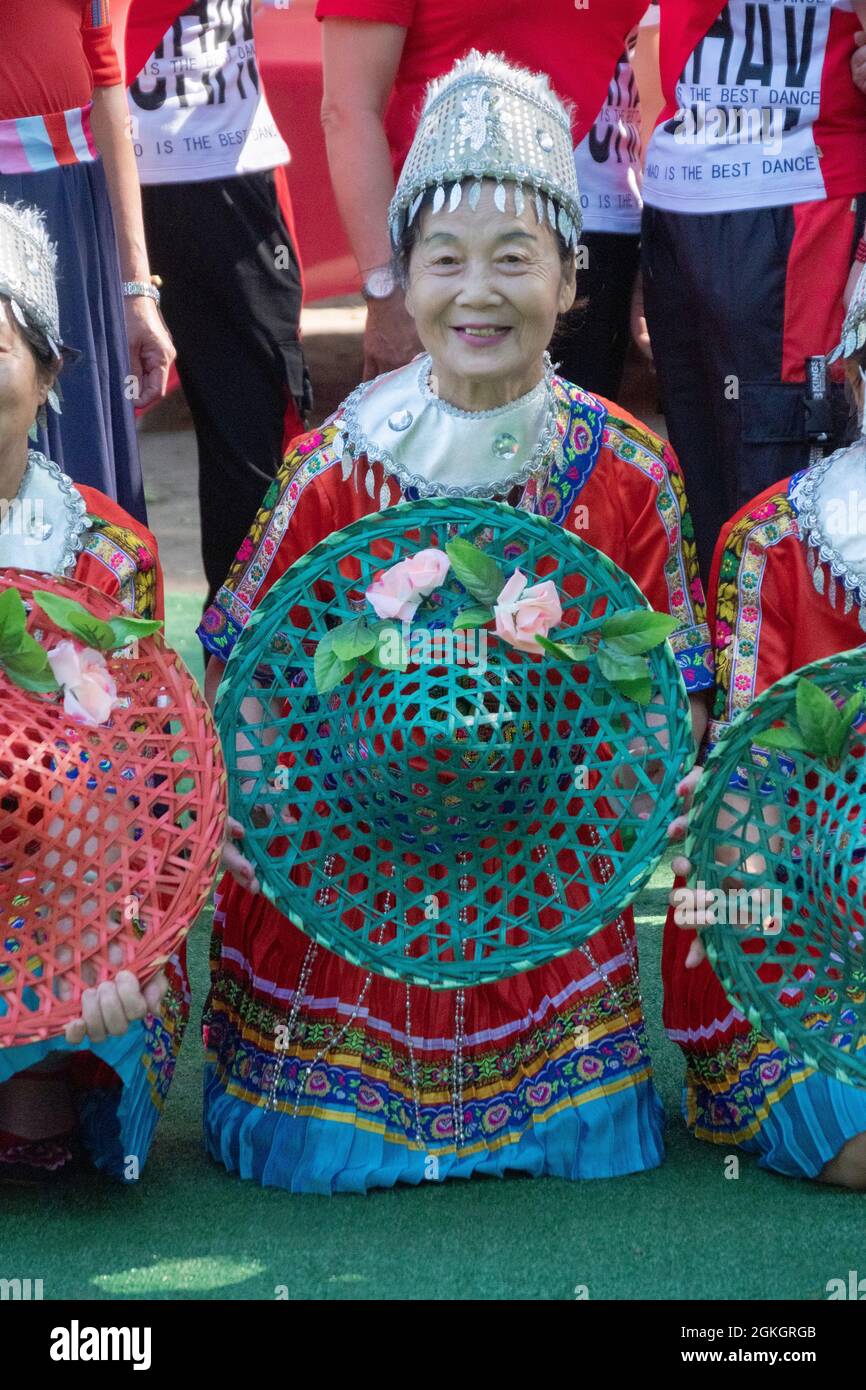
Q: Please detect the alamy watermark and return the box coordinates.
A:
[670,880,784,933]
[0,496,44,545]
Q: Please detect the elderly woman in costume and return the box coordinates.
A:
[0,202,182,1181]
[200,53,712,1194]
[664,268,866,1192]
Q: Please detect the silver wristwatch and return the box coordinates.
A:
[361,265,398,301]
[121,280,161,306]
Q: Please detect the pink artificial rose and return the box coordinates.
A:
[494,569,563,654]
[365,548,450,622]
[47,641,119,726]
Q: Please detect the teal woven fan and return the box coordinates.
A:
[687,648,866,1086]
[216,496,693,988]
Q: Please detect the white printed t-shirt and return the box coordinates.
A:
[643,0,866,213]
[128,0,290,186]
[573,5,660,234]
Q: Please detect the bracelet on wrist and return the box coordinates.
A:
[122,280,161,306]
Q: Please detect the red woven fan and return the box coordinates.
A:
[0,570,226,1045]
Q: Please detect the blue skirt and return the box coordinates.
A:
[0,158,146,523]
[0,952,189,1181]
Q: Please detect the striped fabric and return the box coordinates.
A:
[87,0,111,28]
[0,104,98,175]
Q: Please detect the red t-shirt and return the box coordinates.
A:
[316,0,649,174]
[0,1,121,121]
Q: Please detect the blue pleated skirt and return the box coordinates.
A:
[0,158,145,523]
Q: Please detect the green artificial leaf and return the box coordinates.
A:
[313,630,357,692]
[33,590,114,650]
[107,616,163,649]
[445,539,506,608]
[453,606,494,631]
[600,609,678,655]
[1,635,60,693]
[828,691,865,760]
[795,678,842,760]
[534,634,591,662]
[329,616,379,662]
[0,587,27,654]
[612,674,653,706]
[758,724,808,753]
[597,644,650,685]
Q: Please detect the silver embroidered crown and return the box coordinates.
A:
[827,260,866,365]
[0,201,62,356]
[389,50,582,252]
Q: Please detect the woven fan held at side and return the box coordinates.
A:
[216,496,694,989]
[0,570,226,1045]
[687,648,866,1086]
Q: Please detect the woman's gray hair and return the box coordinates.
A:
[392,183,577,290]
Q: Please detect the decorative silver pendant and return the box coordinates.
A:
[536,129,554,152]
[492,433,519,459]
[494,182,506,213]
[558,207,572,242]
[341,448,354,482]
[535,190,545,224]
[547,197,557,229]
[432,184,446,215]
[845,587,854,615]
[812,554,824,595]
[408,189,424,225]
[859,604,866,633]
[387,410,413,432]
[448,182,463,212]
[514,183,525,217]
[828,577,837,609]
[468,181,482,210]
[379,480,391,510]
[365,465,376,499]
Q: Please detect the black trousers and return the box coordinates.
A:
[549,230,641,401]
[142,169,311,606]
[642,200,861,582]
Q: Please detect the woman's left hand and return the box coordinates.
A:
[123,296,176,409]
[64,970,168,1045]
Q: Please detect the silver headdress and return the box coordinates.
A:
[827,260,866,370]
[0,200,63,359]
[388,51,582,252]
[794,259,866,624]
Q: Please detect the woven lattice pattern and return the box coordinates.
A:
[688,649,866,1086]
[0,571,226,1044]
[217,498,693,988]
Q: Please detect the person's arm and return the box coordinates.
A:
[320,17,421,377]
[89,83,175,407]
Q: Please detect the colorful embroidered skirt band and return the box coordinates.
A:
[202,877,665,1195]
[0,104,97,175]
[0,950,189,1180]
[662,910,866,1179]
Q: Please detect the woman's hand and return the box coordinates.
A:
[123,295,175,409]
[64,970,168,1045]
[221,815,261,895]
[363,292,423,379]
[667,765,707,968]
[630,270,653,361]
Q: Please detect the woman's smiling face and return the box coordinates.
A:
[404,181,576,409]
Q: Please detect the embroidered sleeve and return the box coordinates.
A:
[197,426,340,661]
[708,493,797,752]
[608,417,714,694]
[79,518,160,619]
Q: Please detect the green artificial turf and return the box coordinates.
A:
[2,594,864,1301]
